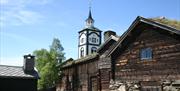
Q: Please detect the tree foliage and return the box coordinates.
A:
[33,38,65,90]
[50,38,65,63]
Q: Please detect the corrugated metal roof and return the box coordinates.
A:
[0,65,39,79]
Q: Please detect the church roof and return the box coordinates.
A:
[79,8,102,33]
[79,26,102,33]
[86,9,94,22]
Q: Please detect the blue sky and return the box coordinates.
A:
[0,0,180,66]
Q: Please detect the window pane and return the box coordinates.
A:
[81,48,84,57]
[141,48,152,60]
[81,38,84,43]
[92,38,96,43]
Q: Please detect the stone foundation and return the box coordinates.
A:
[109,80,140,91]
[109,80,180,91]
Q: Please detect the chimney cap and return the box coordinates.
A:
[104,30,116,41]
[24,54,35,58]
[104,30,116,33]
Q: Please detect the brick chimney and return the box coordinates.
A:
[23,54,35,72]
[104,30,116,41]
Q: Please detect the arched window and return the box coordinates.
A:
[81,38,84,43]
[91,47,97,53]
[80,47,84,57]
[140,48,152,60]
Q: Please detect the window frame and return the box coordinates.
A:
[91,47,97,53]
[81,38,84,43]
[140,47,153,60]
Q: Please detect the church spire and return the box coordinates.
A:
[78,0,102,58]
[85,1,94,28]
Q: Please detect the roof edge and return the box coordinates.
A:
[107,16,180,57]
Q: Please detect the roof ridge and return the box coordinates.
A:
[139,16,180,31]
[0,65,22,68]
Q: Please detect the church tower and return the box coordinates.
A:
[78,9,102,58]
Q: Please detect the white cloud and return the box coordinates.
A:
[0,0,51,6]
[1,10,44,26]
[0,0,50,26]
[15,10,44,24]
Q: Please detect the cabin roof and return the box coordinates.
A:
[97,35,119,53]
[107,16,180,57]
[0,65,39,79]
[62,53,99,68]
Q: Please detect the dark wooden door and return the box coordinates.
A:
[90,77,98,91]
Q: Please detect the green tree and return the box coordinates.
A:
[33,38,65,90]
[50,38,65,63]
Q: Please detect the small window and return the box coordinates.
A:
[81,38,84,43]
[140,48,152,60]
[81,47,84,57]
[91,47,97,53]
[92,38,96,43]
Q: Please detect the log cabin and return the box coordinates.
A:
[57,16,180,91]
[0,54,39,91]
[108,16,180,91]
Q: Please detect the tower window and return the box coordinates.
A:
[81,38,84,43]
[91,47,97,53]
[140,48,152,60]
[92,38,96,43]
[81,47,84,57]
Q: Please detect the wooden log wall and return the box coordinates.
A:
[99,68,111,91]
[115,28,180,82]
[59,58,99,91]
